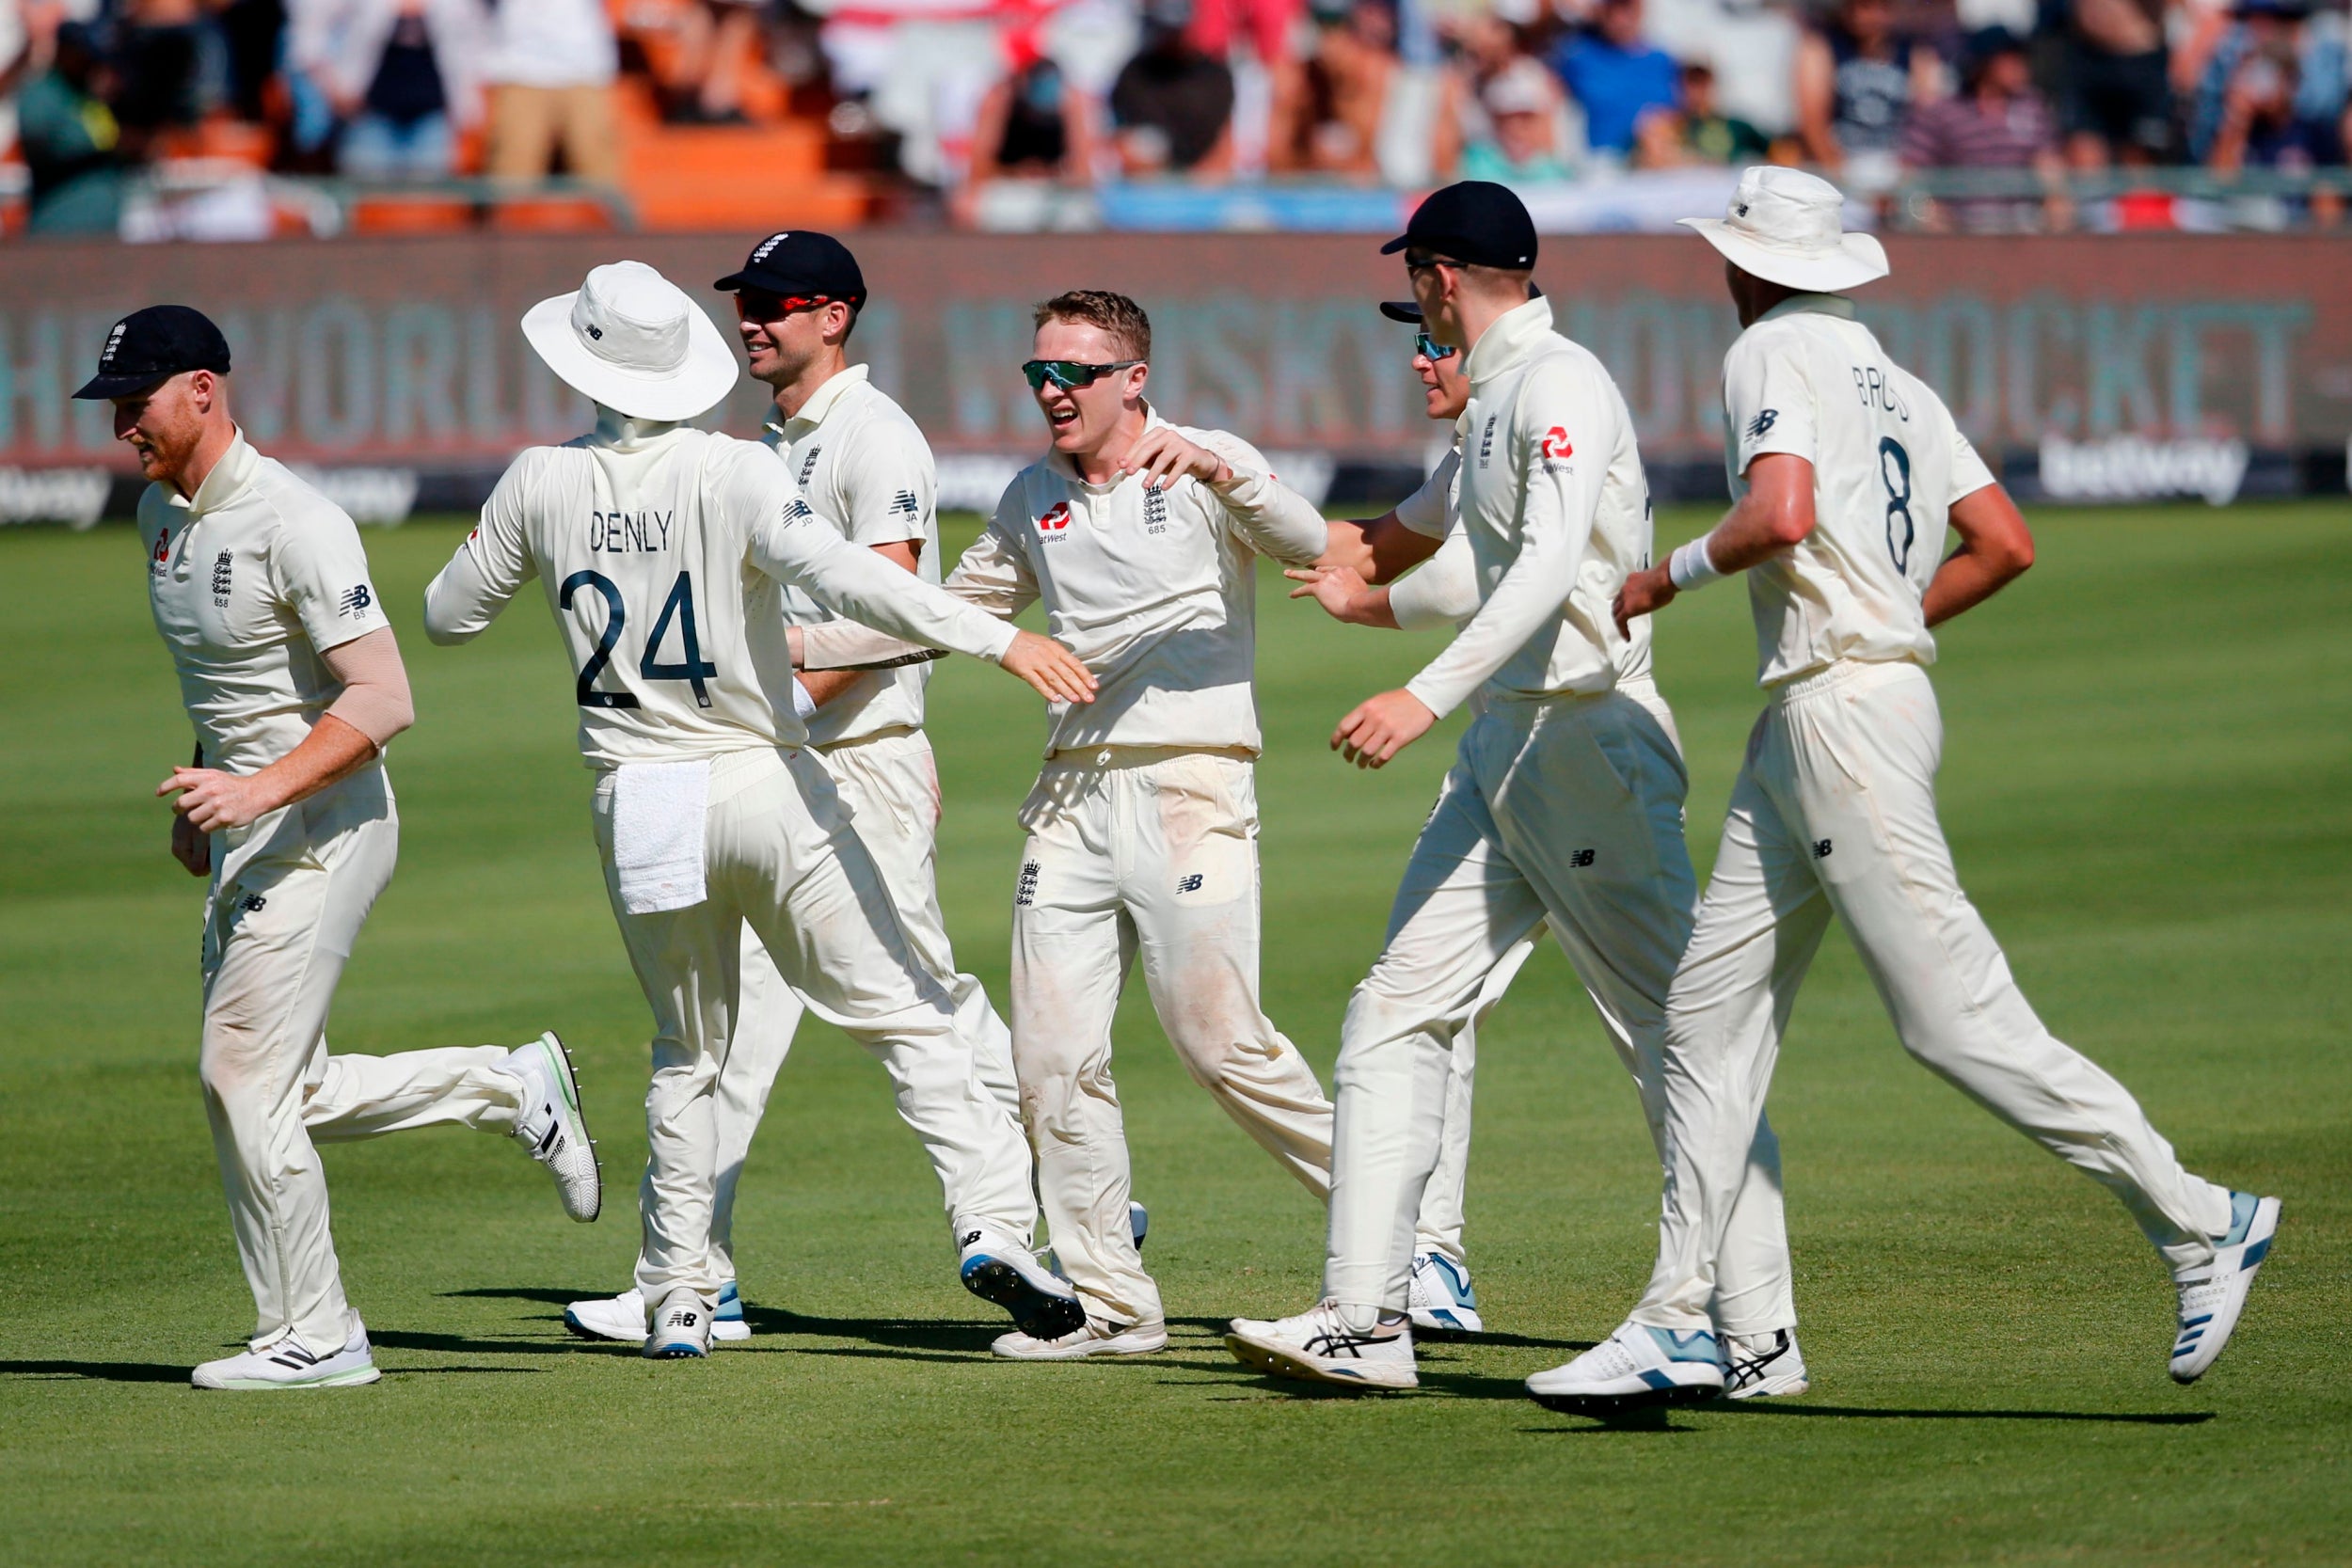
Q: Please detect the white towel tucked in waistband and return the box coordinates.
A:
[612,759,710,914]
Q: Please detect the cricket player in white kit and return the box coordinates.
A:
[560,232,1036,1345]
[421,261,1098,1358]
[1284,298,1800,1372]
[1529,168,2280,1411]
[798,290,1333,1357]
[82,306,602,1391]
[1226,183,1796,1394]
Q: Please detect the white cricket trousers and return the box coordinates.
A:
[596,746,1035,1310]
[1634,658,2234,1333]
[1325,690,1794,1333]
[655,731,1019,1285]
[1010,748,1332,1327]
[197,769,529,1354]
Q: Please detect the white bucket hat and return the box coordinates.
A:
[521,260,740,422]
[1677,166,1889,294]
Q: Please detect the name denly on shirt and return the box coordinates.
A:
[587,510,675,553]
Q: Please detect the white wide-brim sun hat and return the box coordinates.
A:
[522,259,740,422]
[1677,166,1889,294]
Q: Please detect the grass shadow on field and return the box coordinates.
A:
[0,1359,190,1384]
[1715,1403,2217,1426]
[370,1328,607,1356]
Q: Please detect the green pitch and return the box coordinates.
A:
[1,504,2345,1566]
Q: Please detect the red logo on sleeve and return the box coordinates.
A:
[1539,427,1575,459]
[1036,500,1071,532]
[153,529,171,562]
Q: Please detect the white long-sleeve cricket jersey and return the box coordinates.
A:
[763,364,942,747]
[1721,293,1997,688]
[802,408,1327,755]
[1387,430,1657,687]
[1401,296,1652,720]
[421,415,1013,769]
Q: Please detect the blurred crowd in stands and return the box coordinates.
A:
[3,0,2346,235]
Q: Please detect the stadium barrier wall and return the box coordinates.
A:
[2,232,2346,523]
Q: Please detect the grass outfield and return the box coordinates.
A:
[0,502,2346,1566]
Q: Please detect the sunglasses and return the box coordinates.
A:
[1414,331,1457,361]
[1403,252,1460,274]
[1022,358,1145,391]
[735,289,835,321]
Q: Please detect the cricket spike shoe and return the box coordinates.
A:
[1406,1252,1484,1335]
[712,1279,751,1342]
[1723,1328,1809,1399]
[507,1031,601,1222]
[193,1324,381,1390]
[1525,1322,1726,1413]
[643,1288,710,1359]
[564,1288,644,1343]
[2170,1192,2281,1383]
[1225,1301,1418,1391]
[991,1317,1169,1360]
[960,1224,1087,1342]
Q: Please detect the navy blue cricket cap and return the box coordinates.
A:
[1380,181,1538,270]
[714,230,867,306]
[72,305,232,400]
[1379,280,1543,324]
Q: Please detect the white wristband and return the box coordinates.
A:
[791,678,818,721]
[1668,535,1727,592]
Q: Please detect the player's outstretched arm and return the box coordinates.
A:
[1923,483,2034,627]
[1287,563,1400,628]
[1614,452,1816,636]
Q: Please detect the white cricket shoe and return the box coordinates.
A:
[1723,1328,1809,1399]
[1406,1253,1484,1335]
[564,1288,644,1343]
[1226,1300,1418,1391]
[960,1225,1087,1342]
[712,1279,751,1342]
[991,1316,1168,1360]
[1525,1321,1726,1412]
[506,1031,600,1223]
[569,1280,751,1344]
[193,1324,380,1390]
[643,1287,710,1359]
[2170,1191,2280,1383]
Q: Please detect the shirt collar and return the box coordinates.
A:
[1462,293,1556,387]
[592,405,683,451]
[168,428,259,517]
[1758,293,1858,325]
[781,362,869,436]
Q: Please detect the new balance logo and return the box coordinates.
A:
[783,498,816,525]
[892,489,920,516]
[1176,873,1204,895]
[239,894,267,912]
[1570,848,1596,868]
[1812,838,1833,859]
[337,584,373,618]
[960,1230,982,1249]
[1747,409,1779,441]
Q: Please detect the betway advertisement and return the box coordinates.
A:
[1,231,2344,522]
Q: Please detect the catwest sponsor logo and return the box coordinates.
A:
[1036,500,1071,532]
[1539,427,1574,460]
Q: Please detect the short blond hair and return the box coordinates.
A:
[1034,290,1151,362]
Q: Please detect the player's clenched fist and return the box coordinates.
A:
[159,764,276,832]
[169,808,210,877]
[1332,688,1437,769]
[1118,427,1232,491]
[998,630,1098,705]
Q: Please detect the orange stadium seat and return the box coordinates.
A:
[348,195,476,235]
